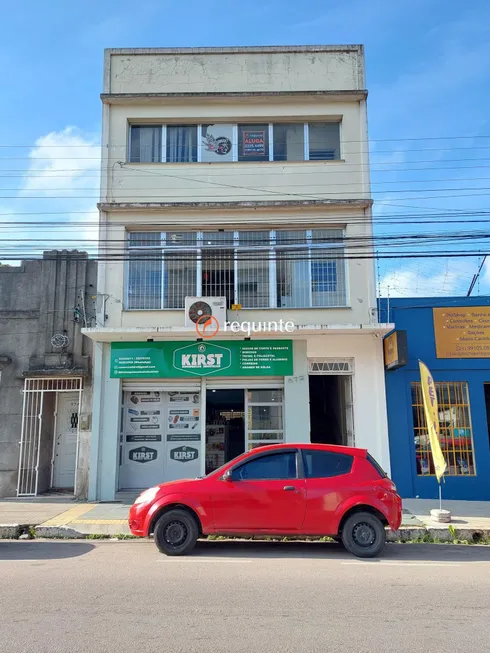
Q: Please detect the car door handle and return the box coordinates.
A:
[283,485,296,491]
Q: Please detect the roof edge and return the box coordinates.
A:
[104,45,364,56]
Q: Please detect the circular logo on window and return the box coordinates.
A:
[197,343,206,353]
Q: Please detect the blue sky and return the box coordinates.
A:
[1,0,490,296]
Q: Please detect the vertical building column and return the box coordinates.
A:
[352,336,392,475]
[89,342,121,501]
[284,340,310,444]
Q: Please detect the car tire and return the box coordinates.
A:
[153,509,199,556]
[341,511,386,558]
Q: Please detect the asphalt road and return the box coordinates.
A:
[1,540,490,653]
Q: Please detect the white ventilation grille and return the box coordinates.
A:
[308,358,353,375]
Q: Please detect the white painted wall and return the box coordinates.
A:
[105,100,365,204]
[284,340,310,443]
[89,342,122,501]
[107,47,364,94]
[306,334,391,474]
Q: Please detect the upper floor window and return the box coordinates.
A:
[166,125,198,163]
[309,122,341,161]
[129,125,162,163]
[128,122,341,163]
[126,229,346,310]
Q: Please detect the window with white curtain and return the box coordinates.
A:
[129,125,162,163]
[127,122,341,163]
[126,229,346,309]
[166,125,198,163]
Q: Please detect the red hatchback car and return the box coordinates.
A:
[129,443,402,558]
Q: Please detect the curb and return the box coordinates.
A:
[1,525,489,543]
[34,526,86,539]
[0,524,21,539]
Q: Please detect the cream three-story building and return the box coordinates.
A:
[84,46,392,500]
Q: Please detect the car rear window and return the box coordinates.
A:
[302,450,353,479]
[367,453,387,478]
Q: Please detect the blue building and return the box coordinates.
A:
[379,297,490,501]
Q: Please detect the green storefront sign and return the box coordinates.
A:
[110,340,293,378]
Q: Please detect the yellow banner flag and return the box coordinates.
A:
[419,361,447,482]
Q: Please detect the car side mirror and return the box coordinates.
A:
[222,470,233,482]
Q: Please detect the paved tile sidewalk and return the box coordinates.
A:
[1,498,489,539]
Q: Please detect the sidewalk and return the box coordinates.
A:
[0,498,489,540]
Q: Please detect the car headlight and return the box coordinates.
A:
[134,486,159,505]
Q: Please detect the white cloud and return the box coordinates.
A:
[378,259,479,298]
[3,127,100,262]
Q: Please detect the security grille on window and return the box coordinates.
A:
[411,382,476,476]
[126,229,346,310]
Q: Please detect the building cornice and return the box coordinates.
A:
[105,45,364,56]
[98,198,373,212]
[101,90,367,105]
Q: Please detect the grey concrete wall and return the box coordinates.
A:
[0,252,97,497]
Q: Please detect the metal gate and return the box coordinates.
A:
[17,377,83,497]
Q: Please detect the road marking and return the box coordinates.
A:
[155,558,253,563]
[39,504,94,526]
[342,561,463,567]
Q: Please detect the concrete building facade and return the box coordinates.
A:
[0,251,96,498]
[84,46,392,501]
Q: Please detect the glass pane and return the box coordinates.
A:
[127,251,162,309]
[238,231,270,246]
[128,232,161,247]
[308,122,340,161]
[303,450,353,478]
[248,431,284,441]
[232,452,295,480]
[275,230,307,245]
[165,232,197,247]
[237,252,270,308]
[273,123,304,161]
[411,382,476,476]
[311,253,346,307]
[201,124,234,162]
[129,126,162,163]
[311,228,344,244]
[238,124,269,162]
[202,247,235,309]
[247,389,283,403]
[164,252,197,309]
[203,231,235,246]
[167,125,198,163]
[248,441,283,451]
[276,249,310,308]
[249,405,283,430]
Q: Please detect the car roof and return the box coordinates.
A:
[248,443,367,458]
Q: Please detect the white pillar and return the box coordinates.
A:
[88,342,121,501]
[284,340,310,443]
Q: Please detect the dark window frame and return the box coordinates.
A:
[301,449,354,479]
[229,448,301,481]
